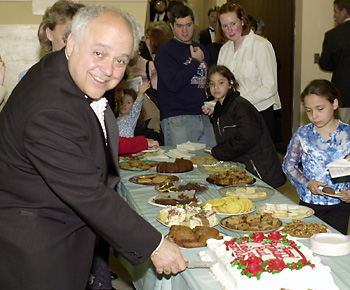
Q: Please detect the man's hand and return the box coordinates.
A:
[151,238,188,275]
[190,45,204,63]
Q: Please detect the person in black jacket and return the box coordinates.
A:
[318,0,350,123]
[204,65,285,188]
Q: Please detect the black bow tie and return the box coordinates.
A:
[209,27,214,32]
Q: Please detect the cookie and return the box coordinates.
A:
[322,187,335,194]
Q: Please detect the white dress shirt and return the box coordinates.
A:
[90,97,108,142]
[218,30,281,112]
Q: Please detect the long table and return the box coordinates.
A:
[116,148,350,290]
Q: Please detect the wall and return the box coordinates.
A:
[0,0,149,109]
[293,0,334,130]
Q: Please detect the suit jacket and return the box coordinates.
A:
[0,49,161,290]
[150,10,169,22]
[199,27,213,46]
[319,20,350,107]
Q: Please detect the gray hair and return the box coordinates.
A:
[255,16,265,28]
[70,5,141,56]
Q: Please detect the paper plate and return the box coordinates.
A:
[256,204,314,220]
[219,185,274,201]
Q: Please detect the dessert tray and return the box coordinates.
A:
[218,184,275,201]
[198,161,246,174]
[148,195,203,208]
[155,181,208,194]
[278,219,329,239]
[206,177,255,186]
[205,196,255,216]
[220,214,282,234]
[129,174,179,185]
[157,215,220,228]
[119,160,159,171]
[256,204,314,219]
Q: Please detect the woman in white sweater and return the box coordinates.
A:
[216,3,281,141]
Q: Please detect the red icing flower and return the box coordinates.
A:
[267,258,287,272]
[252,232,265,242]
[268,231,284,240]
[242,256,266,276]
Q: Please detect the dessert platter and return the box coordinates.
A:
[148,191,203,207]
[220,213,282,234]
[206,168,255,186]
[257,203,314,219]
[279,220,329,238]
[198,161,245,174]
[190,156,218,166]
[157,202,219,228]
[219,184,274,201]
[165,225,224,248]
[129,174,179,185]
[119,160,159,171]
[155,181,208,194]
[205,196,255,216]
[199,231,339,290]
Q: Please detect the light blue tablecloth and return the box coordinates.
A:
[116,148,350,290]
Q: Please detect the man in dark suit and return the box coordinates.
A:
[0,5,186,290]
[319,0,350,123]
[150,0,169,22]
[199,6,219,46]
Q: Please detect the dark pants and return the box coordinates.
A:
[86,236,112,290]
[299,200,350,234]
[260,106,282,143]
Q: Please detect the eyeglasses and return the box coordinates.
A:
[155,1,165,6]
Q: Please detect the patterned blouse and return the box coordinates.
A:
[282,121,350,205]
[117,99,143,138]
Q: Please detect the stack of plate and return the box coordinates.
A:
[311,233,350,256]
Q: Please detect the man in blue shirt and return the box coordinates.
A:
[155,4,216,146]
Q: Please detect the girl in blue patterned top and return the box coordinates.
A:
[283,79,350,234]
[117,80,150,137]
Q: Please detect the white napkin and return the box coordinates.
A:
[141,149,169,160]
[327,159,350,168]
[177,141,206,151]
[327,159,350,178]
[165,149,194,159]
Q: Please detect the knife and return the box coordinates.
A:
[187,260,215,268]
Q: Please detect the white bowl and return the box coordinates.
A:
[311,233,350,256]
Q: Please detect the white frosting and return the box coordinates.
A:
[200,235,339,290]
